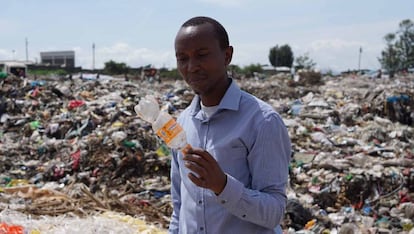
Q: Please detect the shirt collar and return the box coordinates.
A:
[188,78,241,116]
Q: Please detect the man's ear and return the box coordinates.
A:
[224,46,233,66]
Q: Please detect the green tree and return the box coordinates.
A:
[379,33,399,77]
[396,19,414,70]
[242,63,263,77]
[104,60,129,75]
[228,64,242,74]
[227,64,243,79]
[295,53,316,70]
[379,19,414,75]
[268,44,294,68]
[159,68,181,80]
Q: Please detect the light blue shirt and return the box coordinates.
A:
[169,79,291,234]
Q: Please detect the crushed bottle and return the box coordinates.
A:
[134,95,191,153]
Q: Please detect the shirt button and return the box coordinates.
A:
[198,200,202,204]
[242,214,246,218]
[200,227,204,231]
[221,200,226,204]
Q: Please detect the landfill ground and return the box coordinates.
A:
[0,72,413,233]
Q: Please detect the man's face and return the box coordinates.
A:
[174,23,232,96]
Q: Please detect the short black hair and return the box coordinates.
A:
[181,16,229,50]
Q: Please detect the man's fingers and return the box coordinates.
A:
[188,173,207,187]
[186,148,214,163]
[184,161,207,178]
[183,153,208,167]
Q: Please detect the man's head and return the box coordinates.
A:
[175,16,233,104]
[181,16,230,51]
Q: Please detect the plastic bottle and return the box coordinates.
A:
[134,95,190,153]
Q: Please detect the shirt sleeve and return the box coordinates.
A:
[216,113,291,229]
[168,149,181,234]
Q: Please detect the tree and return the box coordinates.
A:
[242,63,263,77]
[379,19,414,75]
[228,64,242,74]
[396,19,414,70]
[104,60,129,75]
[379,33,400,77]
[227,64,243,79]
[159,68,181,80]
[268,44,294,68]
[295,53,316,70]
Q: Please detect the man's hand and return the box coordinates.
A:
[183,147,227,195]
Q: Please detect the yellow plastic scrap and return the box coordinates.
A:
[111,121,124,128]
[101,212,167,234]
[156,144,171,157]
[7,179,29,187]
[123,98,132,105]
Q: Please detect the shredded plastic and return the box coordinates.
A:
[0,209,167,234]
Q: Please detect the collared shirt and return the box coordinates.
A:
[169,79,291,234]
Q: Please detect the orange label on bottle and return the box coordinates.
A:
[156,118,183,145]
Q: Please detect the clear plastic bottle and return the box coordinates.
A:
[134,95,190,152]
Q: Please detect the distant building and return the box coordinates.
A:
[262,65,291,75]
[40,50,75,67]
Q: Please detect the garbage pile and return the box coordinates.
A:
[0,75,183,233]
[261,74,414,233]
[0,73,413,233]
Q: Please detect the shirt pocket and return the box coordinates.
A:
[210,138,249,178]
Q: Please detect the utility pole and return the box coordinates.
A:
[358,46,362,73]
[92,43,95,71]
[25,37,29,62]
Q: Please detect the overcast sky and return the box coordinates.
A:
[1,0,413,72]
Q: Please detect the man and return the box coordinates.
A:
[169,16,291,233]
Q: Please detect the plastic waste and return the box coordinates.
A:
[290,99,303,115]
[0,209,166,233]
[29,121,41,130]
[30,80,46,87]
[122,140,136,148]
[68,100,85,109]
[134,95,190,153]
[111,131,127,145]
[156,144,171,156]
[338,223,359,233]
[285,199,313,230]
[401,218,413,231]
[0,222,24,234]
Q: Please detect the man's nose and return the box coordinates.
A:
[188,58,200,72]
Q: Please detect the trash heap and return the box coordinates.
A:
[258,74,414,233]
[0,75,184,233]
[0,73,413,233]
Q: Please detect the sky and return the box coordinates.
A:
[1,0,413,72]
